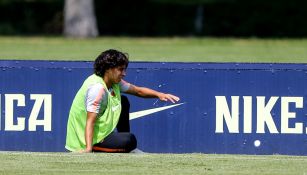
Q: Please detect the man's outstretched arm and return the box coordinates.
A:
[125,84,180,103]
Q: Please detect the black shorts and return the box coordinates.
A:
[92,96,137,153]
[92,132,137,153]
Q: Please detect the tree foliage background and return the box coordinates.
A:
[0,0,306,37]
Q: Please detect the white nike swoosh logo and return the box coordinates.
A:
[112,105,120,111]
[129,103,185,120]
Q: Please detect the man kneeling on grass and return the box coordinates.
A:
[65,49,180,153]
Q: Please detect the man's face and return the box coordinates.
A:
[108,65,127,83]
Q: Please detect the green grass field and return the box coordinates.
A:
[1,36,307,63]
[1,36,307,174]
[1,152,307,175]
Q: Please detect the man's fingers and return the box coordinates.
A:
[159,93,180,103]
[165,94,180,103]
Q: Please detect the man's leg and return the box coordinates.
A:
[92,96,136,153]
[92,132,137,153]
[116,95,130,132]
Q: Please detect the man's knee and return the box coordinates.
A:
[123,133,137,152]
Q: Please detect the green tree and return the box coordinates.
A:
[150,0,235,35]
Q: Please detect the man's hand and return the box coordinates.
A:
[158,93,180,103]
[79,148,92,153]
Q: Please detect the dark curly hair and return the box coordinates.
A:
[94,49,129,77]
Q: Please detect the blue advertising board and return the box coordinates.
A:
[1,60,307,155]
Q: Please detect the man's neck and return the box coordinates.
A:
[102,76,112,89]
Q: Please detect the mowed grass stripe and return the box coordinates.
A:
[1,152,307,175]
[1,36,307,63]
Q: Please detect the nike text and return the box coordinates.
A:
[215,96,305,134]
